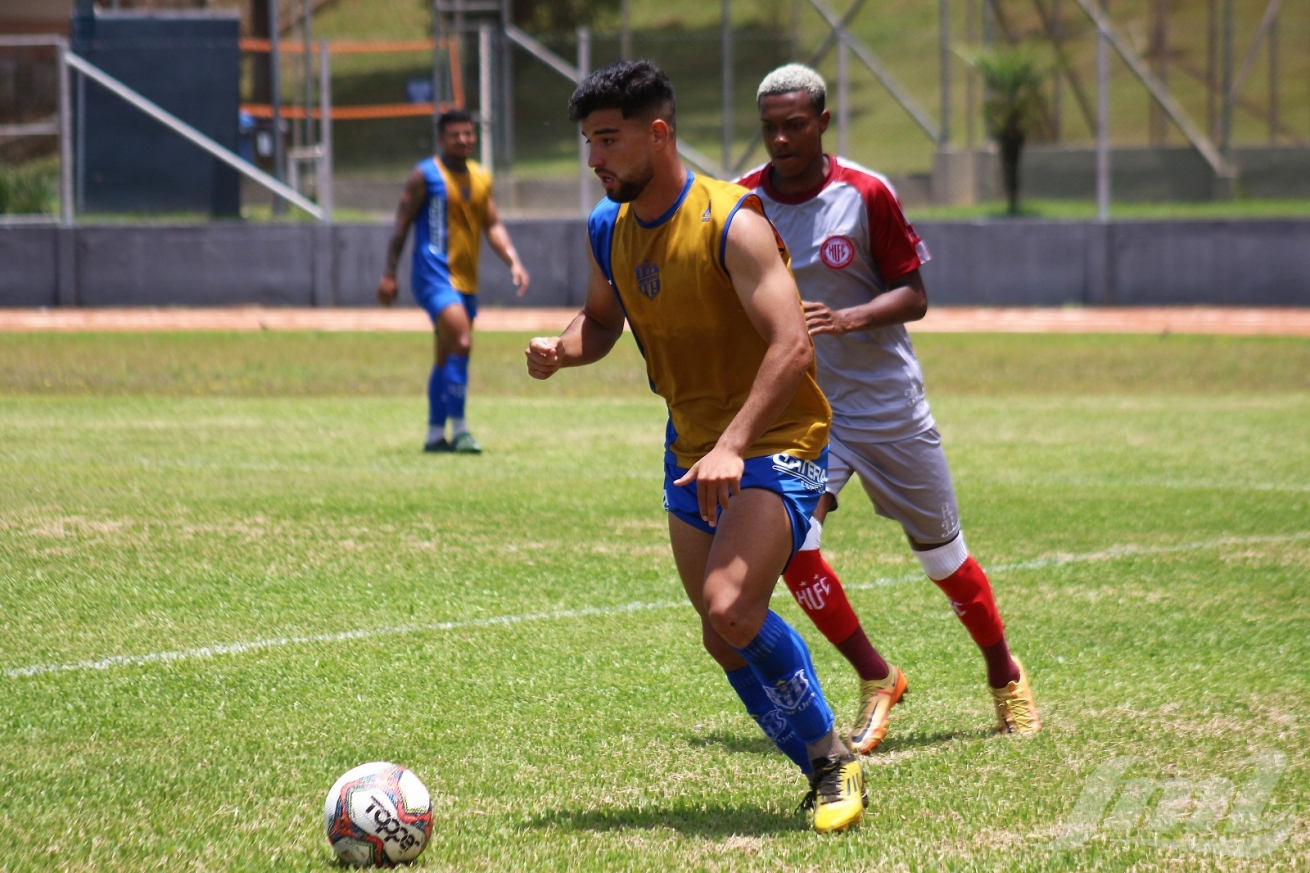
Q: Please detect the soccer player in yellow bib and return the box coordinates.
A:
[378,109,530,454]
[525,61,864,834]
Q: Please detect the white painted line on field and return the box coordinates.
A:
[847,531,1310,591]
[6,532,1306,680]
[3,601,685,680]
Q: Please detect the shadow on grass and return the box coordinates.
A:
[527,802,806,838]
[687,726,989,762]
[684,730,780,760]
[873,726,992,753]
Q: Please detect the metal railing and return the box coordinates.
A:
[0,35,334,224]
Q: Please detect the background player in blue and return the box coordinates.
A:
[526,60,865,833]
[378,109,530,454]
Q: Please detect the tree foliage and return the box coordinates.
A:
[974,48,1046,215]
[511,0,620,32]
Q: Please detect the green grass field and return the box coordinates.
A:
[1,331,1307,871]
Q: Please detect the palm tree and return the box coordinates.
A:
[974,49,1046,216]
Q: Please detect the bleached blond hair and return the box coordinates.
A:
[756,63,827,112]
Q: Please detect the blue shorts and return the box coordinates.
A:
[415,286,477,323]
[663,448,829,558]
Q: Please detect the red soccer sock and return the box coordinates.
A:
[980,636,1021,689]
[782,549,888,681]
[834,625,890,682]
[925,553,1006,650]
[920,539,1019,687]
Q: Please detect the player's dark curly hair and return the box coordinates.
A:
[437,109,474,135]
[567,60,675,130]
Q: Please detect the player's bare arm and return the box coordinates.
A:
[525,253,625,380]
[484,194,531,297]
[803,268,928,337]
[377,168,428,306]
[674,206,813,525]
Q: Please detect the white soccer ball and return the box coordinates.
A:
[323,761,434,868]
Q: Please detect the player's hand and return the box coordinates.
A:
[525,336,564,380]
[377,276,399,307]
[511,263,531,298]
[673,447,744,529]
[803,300,851,336]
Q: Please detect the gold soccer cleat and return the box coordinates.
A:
[990,658,1041,735]
[849,664,908,754]
[800,755,867,834]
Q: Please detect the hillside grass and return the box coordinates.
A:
[299,0,1309,179]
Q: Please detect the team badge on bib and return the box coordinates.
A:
[635,259,662,300]
[819,235,856,269]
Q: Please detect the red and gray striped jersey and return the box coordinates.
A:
[738,155,935,443]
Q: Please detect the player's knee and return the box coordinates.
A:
[704,597,763,649]
[440,333,471,359]
[699,620,738,665]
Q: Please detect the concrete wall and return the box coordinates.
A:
[918,219,1310,306]
[3,218,1309,309]
[948,145,1310,205]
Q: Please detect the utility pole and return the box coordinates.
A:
[837,34,848,156]
[302,0,314,150]
[270,0,286,213]
[1096,0,1109,222]
[722,0,733,175]
[433,0,446,148]
[1220,0,1234,152]
[1267,8,1278,143]
[1149,0,1167,145]
[621,0,632,60]
[578,27,591,218]
[938,0,950,147]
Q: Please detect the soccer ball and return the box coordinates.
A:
[323,761,434,867]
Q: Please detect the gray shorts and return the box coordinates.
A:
[827,427,962,546]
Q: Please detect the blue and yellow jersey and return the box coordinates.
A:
[411,156,493,294]
[588,171,830,468]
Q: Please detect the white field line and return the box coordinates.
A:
[6,532,1306,680]
[846,531,1310,591]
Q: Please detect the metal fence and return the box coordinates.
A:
[2,0,1308,219]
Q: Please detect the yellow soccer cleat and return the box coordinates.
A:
[991,658,1041,735]
[849,664,908,754]
[800,755,867,834]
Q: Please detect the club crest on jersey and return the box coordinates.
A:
[772,453,828,492]
[764,669,815,714]
[819,235,856,269]
[635,259,662,300]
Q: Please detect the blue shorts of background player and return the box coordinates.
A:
[663,447,829,561]
[415,286,478,323]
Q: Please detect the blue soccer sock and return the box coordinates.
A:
[724,665,812,773]
[427,364,447,430]
[441,354,469,422]
[732,610,835,748]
